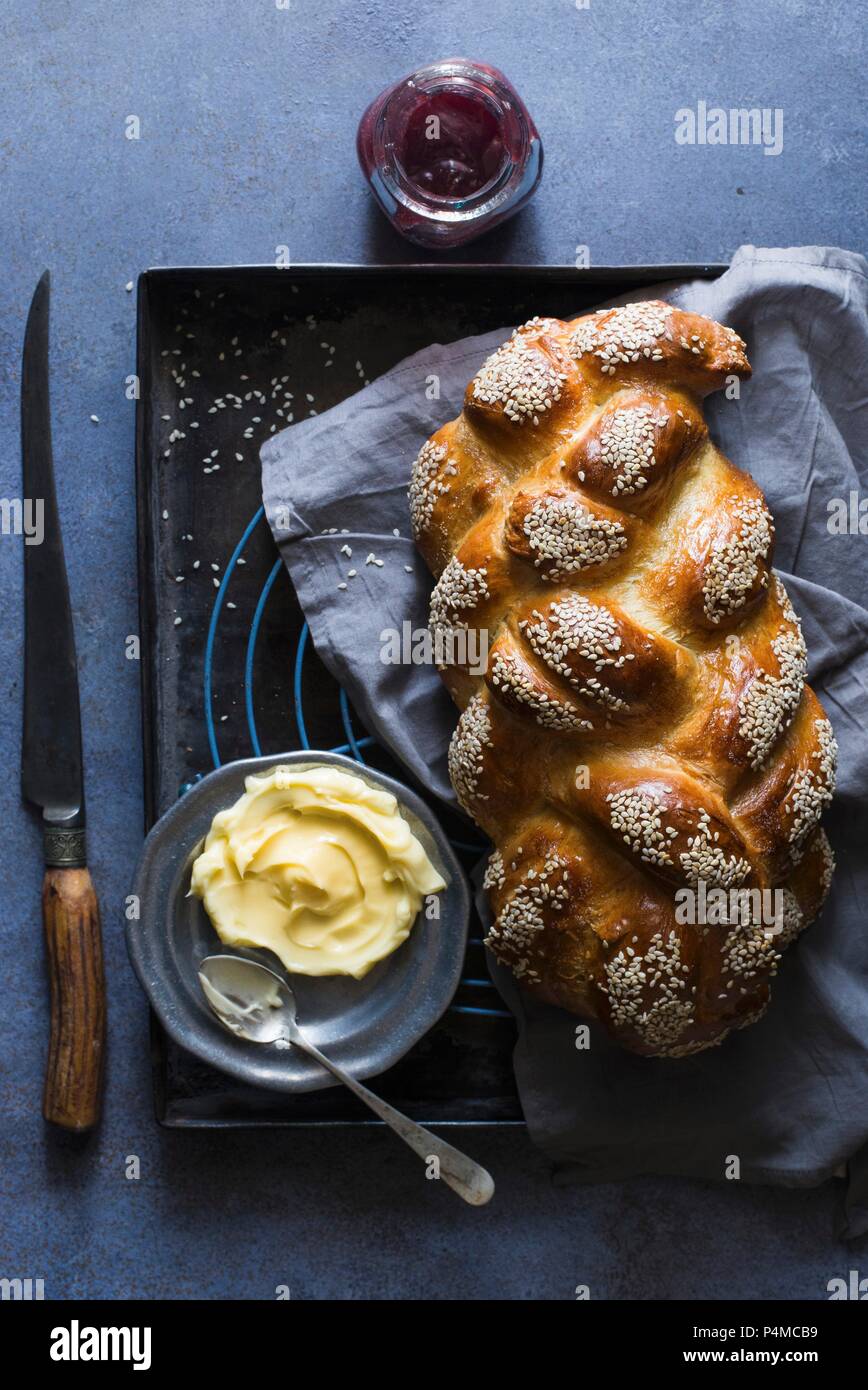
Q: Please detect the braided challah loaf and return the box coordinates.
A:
[410,301,836,1058]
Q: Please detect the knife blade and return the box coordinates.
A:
[21,270,106,1131]
[22,271,84,835]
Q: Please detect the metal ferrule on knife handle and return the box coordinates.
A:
[43,824,87,868]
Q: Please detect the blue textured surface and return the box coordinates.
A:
[0,0,864,1300]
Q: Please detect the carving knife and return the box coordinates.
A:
[21,270,106,1130]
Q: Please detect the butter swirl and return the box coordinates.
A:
[190,765,446,978]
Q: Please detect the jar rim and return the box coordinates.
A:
[372,59,533,221]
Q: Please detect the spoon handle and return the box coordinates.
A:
[292,1033,494,1206]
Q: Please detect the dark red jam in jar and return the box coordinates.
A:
[357,58,543,249]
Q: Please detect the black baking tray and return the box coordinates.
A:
[135,261,728,1127]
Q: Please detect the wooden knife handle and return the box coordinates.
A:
[42,866,106,1130]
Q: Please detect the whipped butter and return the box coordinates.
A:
[190,765,446,978]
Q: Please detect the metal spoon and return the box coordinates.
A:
[198,954,495,1207]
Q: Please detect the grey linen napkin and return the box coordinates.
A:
[262,246,868,1235]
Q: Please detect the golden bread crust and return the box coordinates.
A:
[410,301,836,1057]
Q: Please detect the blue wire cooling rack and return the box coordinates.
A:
[201,507,509,1021]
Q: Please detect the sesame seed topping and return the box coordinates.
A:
[817,828,836,898]
[409,439,452,538]
[520,495,627,579]
[788,718,837,847]
[522,595,631,711]
[775,888,805,951]
[598,404,669,496]
[429,557,489,653]
[721,913,781,981]
[447,694,492,813]
[607,789,675,869]
[482,850,506,891]
[490,651,593,731]
[485,853,569,980]
[567,302,670,375]
[677,810,751,889]
[737,616,807,769]
[606,789,750,890]
[599,928,694,1051]
[703,496,773,622]
[472,336,567,426]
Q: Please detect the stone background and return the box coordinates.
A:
[0,0,864,1298]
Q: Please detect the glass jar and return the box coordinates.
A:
[357,57,543,250]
